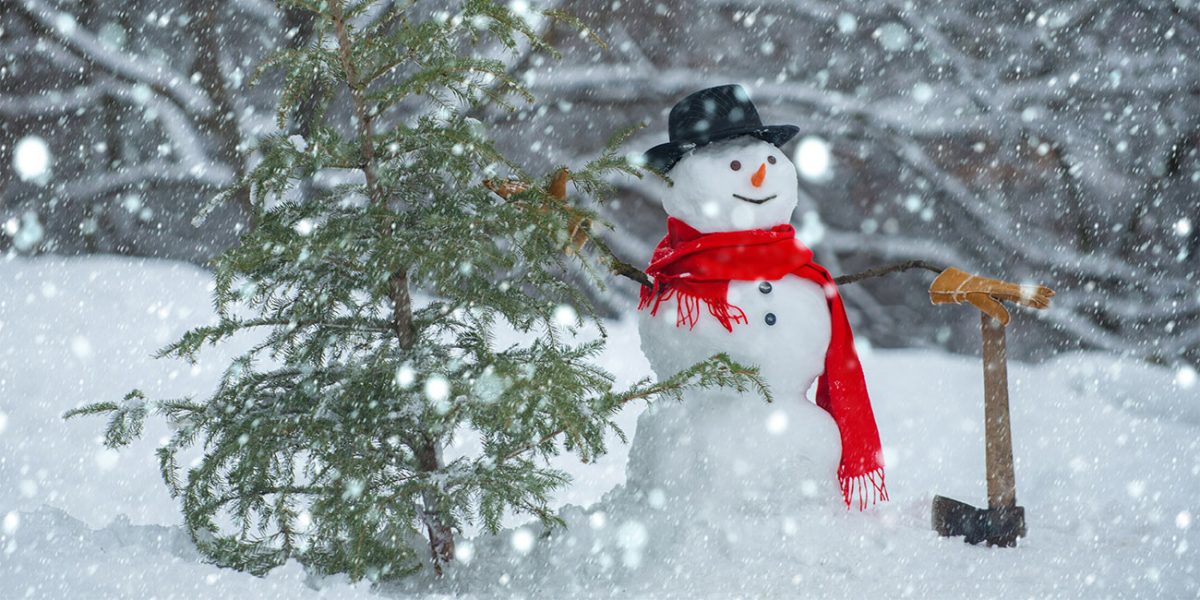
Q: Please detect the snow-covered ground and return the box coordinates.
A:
[1,256,1197,598]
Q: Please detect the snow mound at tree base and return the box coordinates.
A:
[1,506,368,599]
[423,486,917,598]
[403,469,1194,599]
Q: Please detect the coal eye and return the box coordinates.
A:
[767,155,777,164]
[730,160,742,171]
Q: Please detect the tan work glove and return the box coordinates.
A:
[484,169,589,255]
[929,267,1054,326]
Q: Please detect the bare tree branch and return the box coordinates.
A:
[15,0,215,115]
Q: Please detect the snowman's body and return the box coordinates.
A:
[626,136,844,514]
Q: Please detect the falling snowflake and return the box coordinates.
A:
[424,375,450,403]
[553,304,577,327]
[510,527,535,555]
[13,136,52,184]
[793,136,832,182]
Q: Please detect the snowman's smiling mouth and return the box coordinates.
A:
[732,193,777,204]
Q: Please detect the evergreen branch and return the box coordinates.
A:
[159,316,391,361]
[541,10,608,51]
[569,124,645,193]
[192,485,325,516]
[495,354,766,465]
[62,402,120,420]
[64,390,150,448]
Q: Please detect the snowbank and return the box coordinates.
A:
[1,256,1196,598]
[400,350,1199,598]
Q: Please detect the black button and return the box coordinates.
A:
[759,281,772,294]
[765,313,776,326]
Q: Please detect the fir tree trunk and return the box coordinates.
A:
[389,271,416,349]
[329,0,445,571]
[415,438,455,574]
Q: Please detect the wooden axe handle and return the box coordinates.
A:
[981,313,1018,509]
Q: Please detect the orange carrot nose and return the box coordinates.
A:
[751,162,767,187]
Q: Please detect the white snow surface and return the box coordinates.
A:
[1,256,1198,598]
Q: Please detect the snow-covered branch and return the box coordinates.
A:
[14,0,215,115]
[61,162,235,199]
[0,82,109,117]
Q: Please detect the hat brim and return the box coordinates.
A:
[643,124,800,175]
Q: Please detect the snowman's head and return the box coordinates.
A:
[661,136,799,233]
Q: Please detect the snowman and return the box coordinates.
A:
[626,85,887,515]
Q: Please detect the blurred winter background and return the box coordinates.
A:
[3,0,1198,365]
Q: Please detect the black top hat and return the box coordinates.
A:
[643,84,800,175]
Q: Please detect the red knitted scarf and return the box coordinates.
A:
[638,217,888,509]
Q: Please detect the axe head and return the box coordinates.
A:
[932,495,1026,547]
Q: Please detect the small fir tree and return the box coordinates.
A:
[66,0,763,581]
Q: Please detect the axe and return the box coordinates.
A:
[926,268,1055,547]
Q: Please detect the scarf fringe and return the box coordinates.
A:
[640,284,747,332]
[839,468,889,511]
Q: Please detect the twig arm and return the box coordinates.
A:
[833,260,945,286]
[601,256,942,290]
[588,235,653,288]
[610,257,654,288]
[481,179,943,289]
